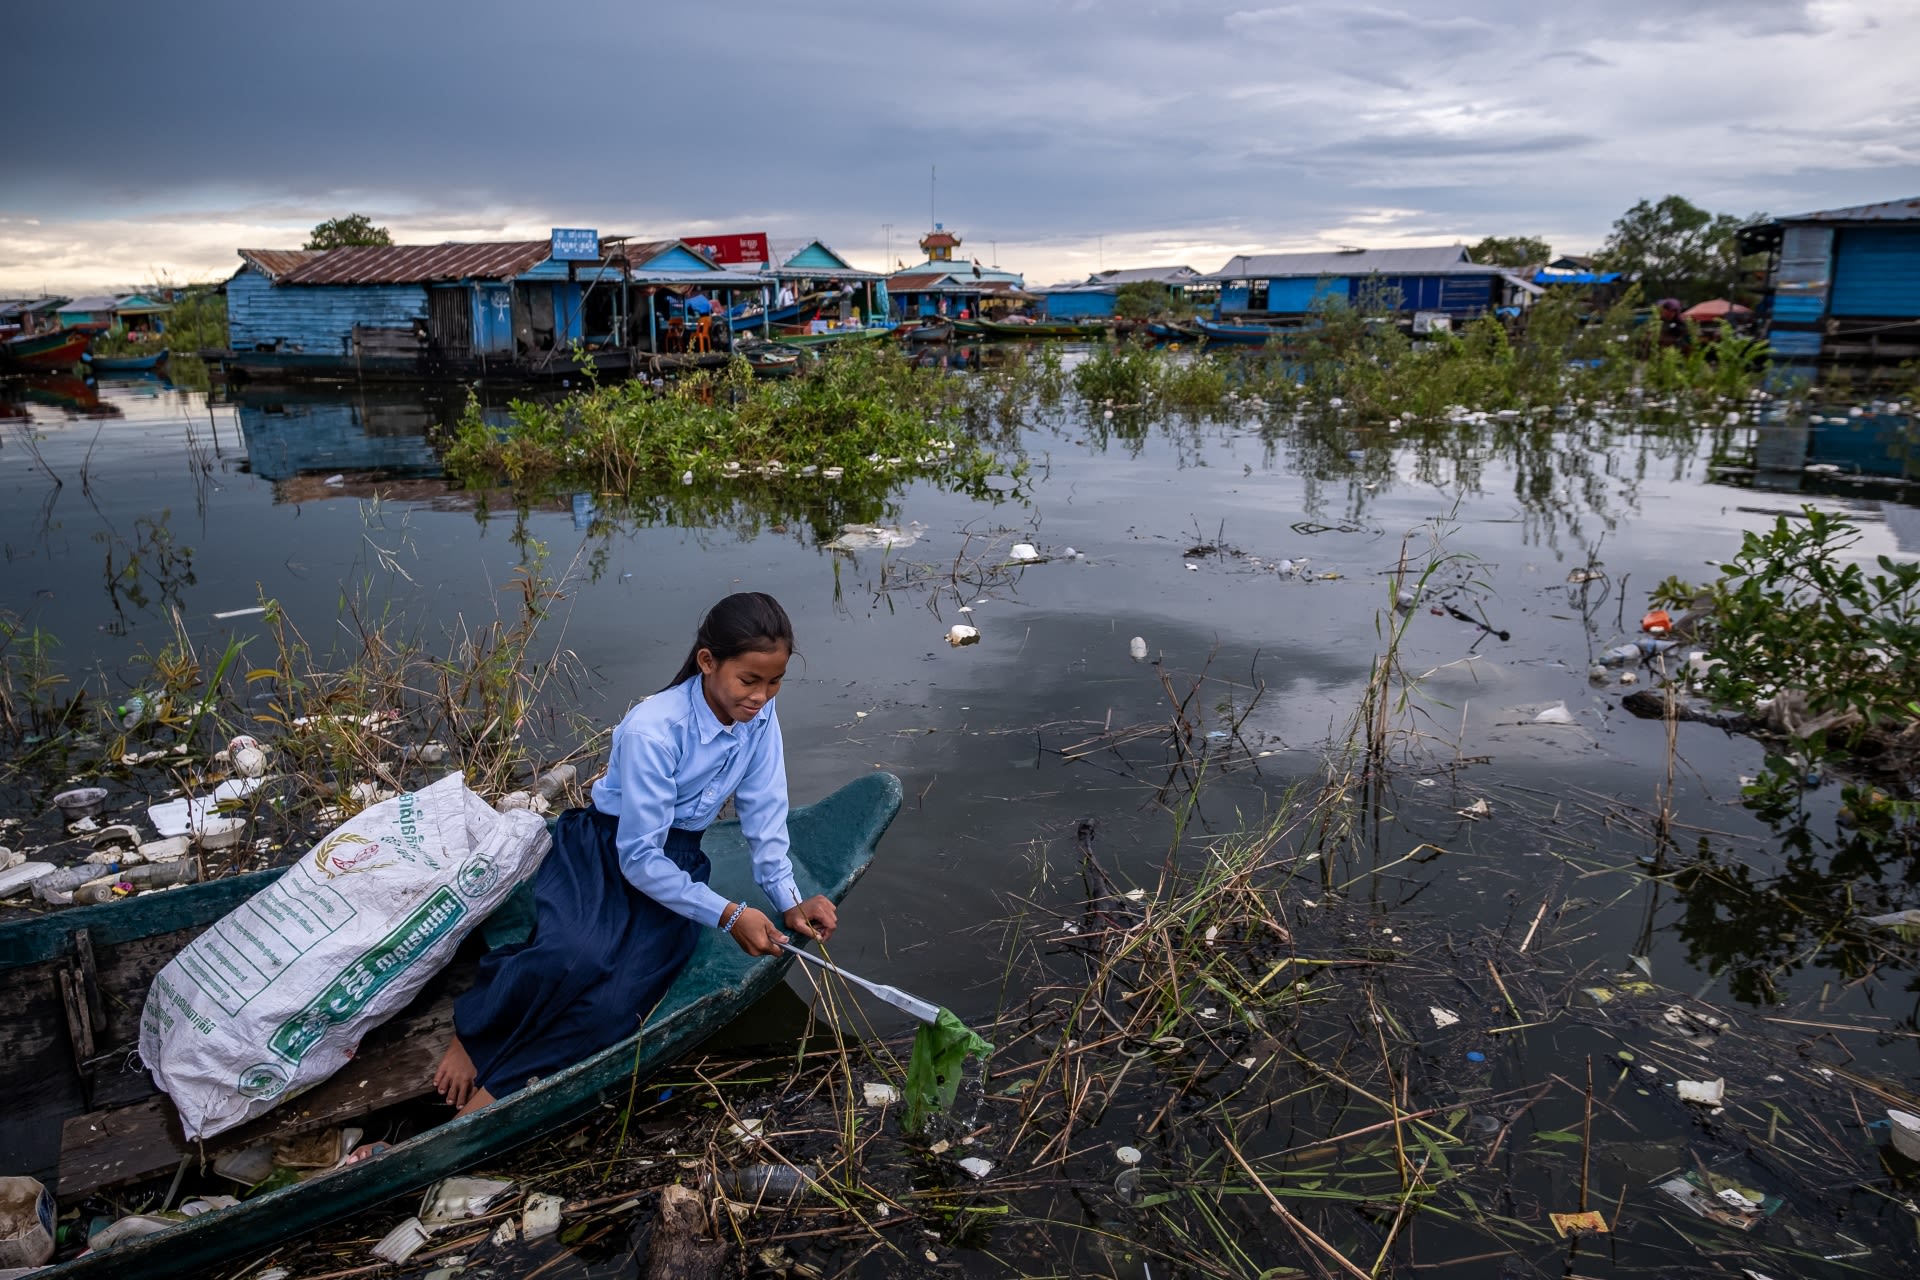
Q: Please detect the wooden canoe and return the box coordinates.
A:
[88,350,170,374]
[974,319,1099,339]
[768,326,893,349]
[4,771,902,1278]
[897,319,954,344]
[1191,318,1313,346]
[1,331,91,370]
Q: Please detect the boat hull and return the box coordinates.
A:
[12,771,903,1279]
[88,351,170,373]
[979,320,1104,340]
[1,331,91,370]
[1194,319,1303,346]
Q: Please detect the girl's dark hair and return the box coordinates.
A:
[667,592,794,689]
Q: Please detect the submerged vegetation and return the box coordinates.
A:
[445,345,1021,510]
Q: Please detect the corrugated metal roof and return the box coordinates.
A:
[60,295,123,312]
[1092,265,1201,286]
[1202,245,1472,281]
[1780,196,1920,224]
[236,249,322,280]
[888,272,958,291]
[280,241,553,286]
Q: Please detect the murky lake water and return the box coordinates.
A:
[6,364,1919,1275]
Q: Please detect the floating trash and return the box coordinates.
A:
[1129,636,1148,661]
[1009,543,1040,562]
[825,522,926,552]
[956,1156,993,1179]
[947,624,980,647]
[1676,1078,1726,1106]
[54,787,108,822]
[1532,702,1575,725]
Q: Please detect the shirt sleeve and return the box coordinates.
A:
[611,726,731,926]
[735,705,801,913]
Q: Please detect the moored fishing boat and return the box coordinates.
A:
[975,319,1104,340]
[88,350,171,374]
[1,330,92,371]
[898,319,954,344]
[1193,318,1306,346]
[1,771,902,1278]
[769,325,893,350]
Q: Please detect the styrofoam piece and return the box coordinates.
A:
[521,1193,563,1240]
[372,1217,432,1263]
[1889,1109,1920,1161]
[1676,1078,1725,1106]
[147,777,263,838]
[420,1176,516,1226]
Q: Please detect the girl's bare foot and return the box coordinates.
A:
[454,1086,496,1119]
[434,1034,478,1108]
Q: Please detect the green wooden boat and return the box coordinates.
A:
[768,326,893,349]
[2,771,902,1278]
[975,319,1107,340]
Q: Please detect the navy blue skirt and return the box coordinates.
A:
[453,809,708,1098]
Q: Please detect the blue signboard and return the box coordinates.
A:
[550,228,600,262]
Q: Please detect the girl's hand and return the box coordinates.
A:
[783,896,838,942]
[728,906,788,957]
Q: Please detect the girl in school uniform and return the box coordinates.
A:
[434,592,838,1116]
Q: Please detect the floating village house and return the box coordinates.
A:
[886,225,1027,318]
[768,240,888,329]
[222,233,767,382]
[0,297,67,335]
[1036,265,1205,320]
[1741,196,1920,369]
[56,293,172,335]
[1201,246,1538,322]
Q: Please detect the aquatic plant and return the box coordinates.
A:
[444,345,1017,501]
[1653,507,1920,776]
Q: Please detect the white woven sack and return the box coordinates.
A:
[139,772,551,1139]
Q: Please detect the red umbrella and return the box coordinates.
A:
[1681,298,1751,321]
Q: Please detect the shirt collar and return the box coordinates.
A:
[688,675,736,743]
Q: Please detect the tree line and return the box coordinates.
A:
[1468,194,1766,305]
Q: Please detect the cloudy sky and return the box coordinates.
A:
[5,0,1917,293]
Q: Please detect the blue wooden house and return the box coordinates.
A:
[1199,246,1536,322]
[56,293,172,334]
[223,237,766,382]
[765,240,888,328]
[1742,196,1920,368]
[1036,266,1203,320]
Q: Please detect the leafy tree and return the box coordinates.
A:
[1467,236,1550,268]
[1597,196,1763,304]
[1114,281,1194,321]
[306,213,393,250]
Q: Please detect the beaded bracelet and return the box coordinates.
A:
[719,902,746,934]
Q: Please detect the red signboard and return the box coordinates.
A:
[683,232,770,267]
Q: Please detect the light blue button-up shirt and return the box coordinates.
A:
[589,675,802,926]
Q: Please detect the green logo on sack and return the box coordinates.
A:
[268,887,466,1064]
[238,1062,290,1098]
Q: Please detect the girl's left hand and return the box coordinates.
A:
[784,895,838,942]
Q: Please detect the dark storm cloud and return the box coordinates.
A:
[4,0,1916,289]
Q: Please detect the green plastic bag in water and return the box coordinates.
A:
[904,1008,993,1132]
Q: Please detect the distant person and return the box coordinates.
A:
[778,283,796,307]
[838,283,854,328]
[1657,298,1690,351]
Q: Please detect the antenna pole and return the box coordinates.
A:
[930,165,936,229]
